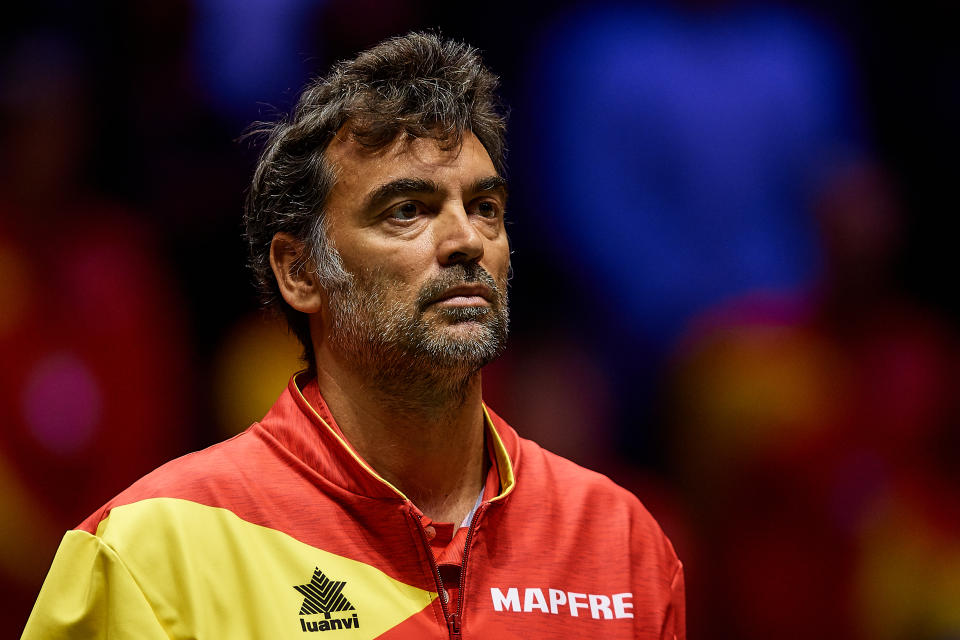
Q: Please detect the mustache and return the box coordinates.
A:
[416,264,501,311]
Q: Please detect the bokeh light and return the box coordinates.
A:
[22,352,103,456]
[3,2,957,637]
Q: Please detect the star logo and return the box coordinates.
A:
[294,567,356,619]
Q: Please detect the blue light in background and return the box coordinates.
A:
[191,0,325,122]
[522,5,862,345]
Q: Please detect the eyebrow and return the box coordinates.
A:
[364,178,441,211]
[469,175,509,200]
[363,175,509,212]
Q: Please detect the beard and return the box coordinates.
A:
[325,262,509,398]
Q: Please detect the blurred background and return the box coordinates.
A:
[1,0,957,637]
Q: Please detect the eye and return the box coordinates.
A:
[387,201,424,222]
[472,199,501,219]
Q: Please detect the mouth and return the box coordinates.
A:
[427,284,493,308]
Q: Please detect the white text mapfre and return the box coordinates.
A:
[490,587,634,619]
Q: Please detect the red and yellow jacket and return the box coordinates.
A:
[24,375,684,639]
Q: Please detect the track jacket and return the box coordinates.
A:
[24,374,685,639]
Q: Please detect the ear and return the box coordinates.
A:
[269,233,325,314]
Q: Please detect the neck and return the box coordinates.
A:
[313,344,488,525]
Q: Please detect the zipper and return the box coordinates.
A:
[412,502,488,640]
[413,511,451,621]
[447,613,461,639]
[452,503,486,639]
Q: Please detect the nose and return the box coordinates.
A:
[436,204,484,266]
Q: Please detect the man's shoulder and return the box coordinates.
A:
[507,434,681,576]
[513,436,662,527]
[77,425,271,534]
[488,408,656,520]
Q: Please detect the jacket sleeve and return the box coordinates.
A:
[22,529,169,639]
[660,562,686,640]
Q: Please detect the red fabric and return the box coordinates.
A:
[77,374,684,638]
[300,379,502,567]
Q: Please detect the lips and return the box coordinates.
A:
[416,264,501,311]
[428,284,493,306]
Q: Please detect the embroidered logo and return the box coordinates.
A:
[294,567,360,632]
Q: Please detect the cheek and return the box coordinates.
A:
[344,240,431,283]
[356,263,427,305]
[487,238,511,281]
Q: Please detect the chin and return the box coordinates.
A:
[432,305,493,322]
[432,331,505,364]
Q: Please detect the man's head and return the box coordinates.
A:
[244,32,510,378]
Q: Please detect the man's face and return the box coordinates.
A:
[318,131,510,383]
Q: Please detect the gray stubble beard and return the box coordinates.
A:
[325,263,510,408]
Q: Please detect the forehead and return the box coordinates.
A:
[324,130,498,200]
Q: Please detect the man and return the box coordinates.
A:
[24,32,684,639]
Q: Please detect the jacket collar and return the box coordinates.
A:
[256,372,519,502]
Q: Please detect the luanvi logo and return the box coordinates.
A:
[294,567,360,633]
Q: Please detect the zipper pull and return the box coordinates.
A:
[447,613,462,640]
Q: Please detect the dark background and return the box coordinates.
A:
[2,1,958,637]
